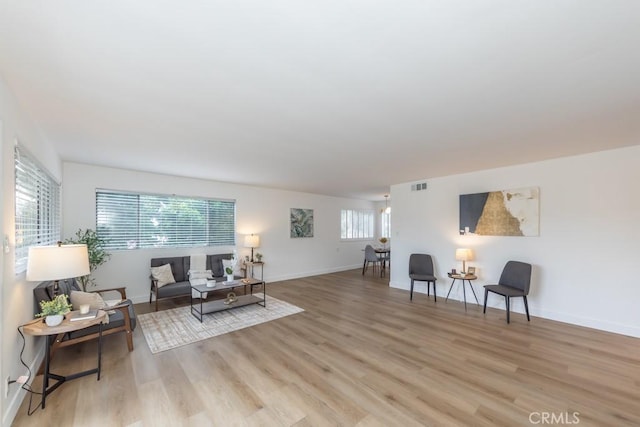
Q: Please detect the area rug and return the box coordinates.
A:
[138,295,304,353]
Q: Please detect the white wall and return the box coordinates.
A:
[390,145,640,338]
[1,77,62,426]
[63,162,376,303]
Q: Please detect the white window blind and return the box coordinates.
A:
[14,145,61,274]
[96,190,235,250]
[381,211,391,238]
[340,209,374,240]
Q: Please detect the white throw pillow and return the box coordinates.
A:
[189,270,213,280]
[70,290,107,311]
[151,264,176,287]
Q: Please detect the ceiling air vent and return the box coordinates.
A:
[411,182,427,191]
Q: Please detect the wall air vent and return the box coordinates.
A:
[411,182,427,191]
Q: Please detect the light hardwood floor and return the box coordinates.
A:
[13,269,640,426]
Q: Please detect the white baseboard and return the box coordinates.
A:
[390,280,640,339]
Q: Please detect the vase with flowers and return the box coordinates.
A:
[379,237,388,249]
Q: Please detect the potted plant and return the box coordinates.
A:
[225,254,238,282]
[64,228,111,291]
[36,294,72,326]
[255,252,263,262]
[379,237,388,248]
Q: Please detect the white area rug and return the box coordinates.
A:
[139,295,304,354]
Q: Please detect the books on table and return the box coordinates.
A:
[68,309,98,322]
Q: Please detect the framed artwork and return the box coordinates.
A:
[459,187,539,236]
[290,208,314,238]
[467,266,476,275]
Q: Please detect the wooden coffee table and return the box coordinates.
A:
[190,278,266,322]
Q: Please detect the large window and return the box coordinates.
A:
[96,190,235,250]
[14,145,61,274]
[340,209,374,240]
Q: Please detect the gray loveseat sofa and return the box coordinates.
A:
[149,253,237,311]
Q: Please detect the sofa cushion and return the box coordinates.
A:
[150,257,188,282]
[156,281,192,298]
[151,263,176,287]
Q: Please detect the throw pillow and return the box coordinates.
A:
[188,270,213,280]
[70,290,107,311]
[151,263,176,287]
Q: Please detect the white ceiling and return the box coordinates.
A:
[1,1,639,200]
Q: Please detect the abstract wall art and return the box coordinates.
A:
[459,187,539,236]
[290,208,314,238]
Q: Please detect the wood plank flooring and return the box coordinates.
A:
[12,269,640,426]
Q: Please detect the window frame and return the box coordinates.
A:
[96,189,236,251]
[340,208,375,240]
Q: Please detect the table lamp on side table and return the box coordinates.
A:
[244,234,260,262]
[455,248,472,275]
[26,243,90,296]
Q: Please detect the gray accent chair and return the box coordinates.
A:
[409,253,437,301]
[33,278,137,360]
[483,261,532,323]
[362,245,382,276]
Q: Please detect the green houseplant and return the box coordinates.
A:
[36,294,72,326]
[64,228,111,291]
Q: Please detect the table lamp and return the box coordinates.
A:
[244,234,260,262]
[26,243,91,296]
[455,248,472,274]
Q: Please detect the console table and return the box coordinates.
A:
[242,261,264,281]
[21,310,107,409]
[190,278,266,322]
[446,274,479,311]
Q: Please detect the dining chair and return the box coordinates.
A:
[409,253,437,301]
[483,260,532,323]
[362,245,381,276]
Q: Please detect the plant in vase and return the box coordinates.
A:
[379,237,388,248]
[36,294,72,326]
[225,254,238,282]
[255,252,263,262]
[64,228,111,291]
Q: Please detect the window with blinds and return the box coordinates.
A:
[381,211,391,238]
[340,209,374,240]
[96,190,236,250]
[14,145,61,274]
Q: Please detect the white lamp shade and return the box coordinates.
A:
[455,248,472,261]
[244,234,260,248]
[26,244,91,282]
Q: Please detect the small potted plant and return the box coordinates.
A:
[255,252,263,262]
[36,294,72,326]
[379,237,388,248]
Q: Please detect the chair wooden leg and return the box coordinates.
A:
[362,260,367,275]
[483,289,488,313]
[505,296,510,323]
[410,279,414,301]
[523,296,530,321]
